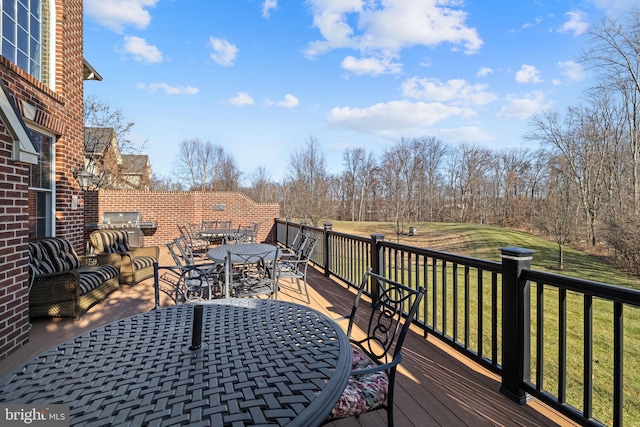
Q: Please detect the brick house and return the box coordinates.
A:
[0,0,96,360]
[84,127,153,190]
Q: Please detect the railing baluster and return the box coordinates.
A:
[432,257,438,334]
[614,302,623,427]
[442,260,448,337]
[583,294,593,420]
[464,265,470,348]
[491,271,498,365]
[536,282,544,392]
[453,262,458,345]
[478,268,484,358]
[558,288,567,404]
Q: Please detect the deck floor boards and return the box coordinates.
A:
[1,248,578,426]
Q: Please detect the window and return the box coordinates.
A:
[28,128,53,238]
[1,0,44,82]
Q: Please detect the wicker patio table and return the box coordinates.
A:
[0,299,351,426]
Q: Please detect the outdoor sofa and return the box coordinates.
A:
[89,230,159,286]
[28,237,121,319]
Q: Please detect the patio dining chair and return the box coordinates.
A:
[275,235,318,303]
[281,230,307,258]
[324,268,425,427]
[154,261,223,306]
[177,224,209,257]
[227,248,279,299]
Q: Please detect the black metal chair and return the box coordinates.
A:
[177,224,209,257]
[276,235,318,303]
[324,268,425,427]
[227,248,279,299]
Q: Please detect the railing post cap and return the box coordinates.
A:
[371,233,384,239]
[499,247,535,258]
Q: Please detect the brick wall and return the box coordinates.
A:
[84,190,282,248]
[0,0,86,361]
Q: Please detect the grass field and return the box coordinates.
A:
[327,220,640,426]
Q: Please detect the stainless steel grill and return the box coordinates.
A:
[97,212,157,247]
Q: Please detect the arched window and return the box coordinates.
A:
[0,0,50,83]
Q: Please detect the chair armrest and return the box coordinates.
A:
[30,270,81,300]
[130,246,160,260]
[350,353,402,377]
[79,253,121,269]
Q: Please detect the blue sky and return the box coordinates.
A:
[83,0,635,184]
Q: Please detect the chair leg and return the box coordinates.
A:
[387,373,396,427]
[302,277,310,304]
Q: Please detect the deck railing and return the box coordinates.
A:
[275,219,640,427]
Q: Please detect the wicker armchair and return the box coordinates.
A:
[28,237,121,319]
[89,230,159,286]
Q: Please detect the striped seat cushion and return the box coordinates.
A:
[77,265,120,295]
[29,238,80,275]
[91,230,131,254]
[133,255,155,270]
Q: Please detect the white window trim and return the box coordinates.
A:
[0,80,38,165]
[27,125,56,237]
[47,0,57,89]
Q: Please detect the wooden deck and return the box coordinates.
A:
[1,248,579,426]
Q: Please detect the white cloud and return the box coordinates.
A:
[477,67,493,78]
[497,91,552,119]
[558,60,586,82]
[123,36,163,63]
[558,11,589,36]
[228,92,255,106]
[209,37,239,66]
[262,0,278,18]
[137,83,199,95]
[277,94,299,108]
[266,94,300,108]
[327,100,471,135]
[304,0,482,58]
[341,55,402,75]
[590,0,639,15]
[515,64,542,84]
[401,77,497,106]
[85,0,158,32]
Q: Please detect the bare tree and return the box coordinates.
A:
[446,144,493,223]
[341,148,377,221]
[526,88,621,246]
[285,136,332,226]
[174,139,240,191]
[247,167,280,203]
[216,153,242,191]
[419,137,448,222]
[582,11,640,217]
[535,156,579,269]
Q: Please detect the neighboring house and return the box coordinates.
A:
[84,127,152,190]
[84,126,122,189]
[0,0,98,360]
[119,154,152,190]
